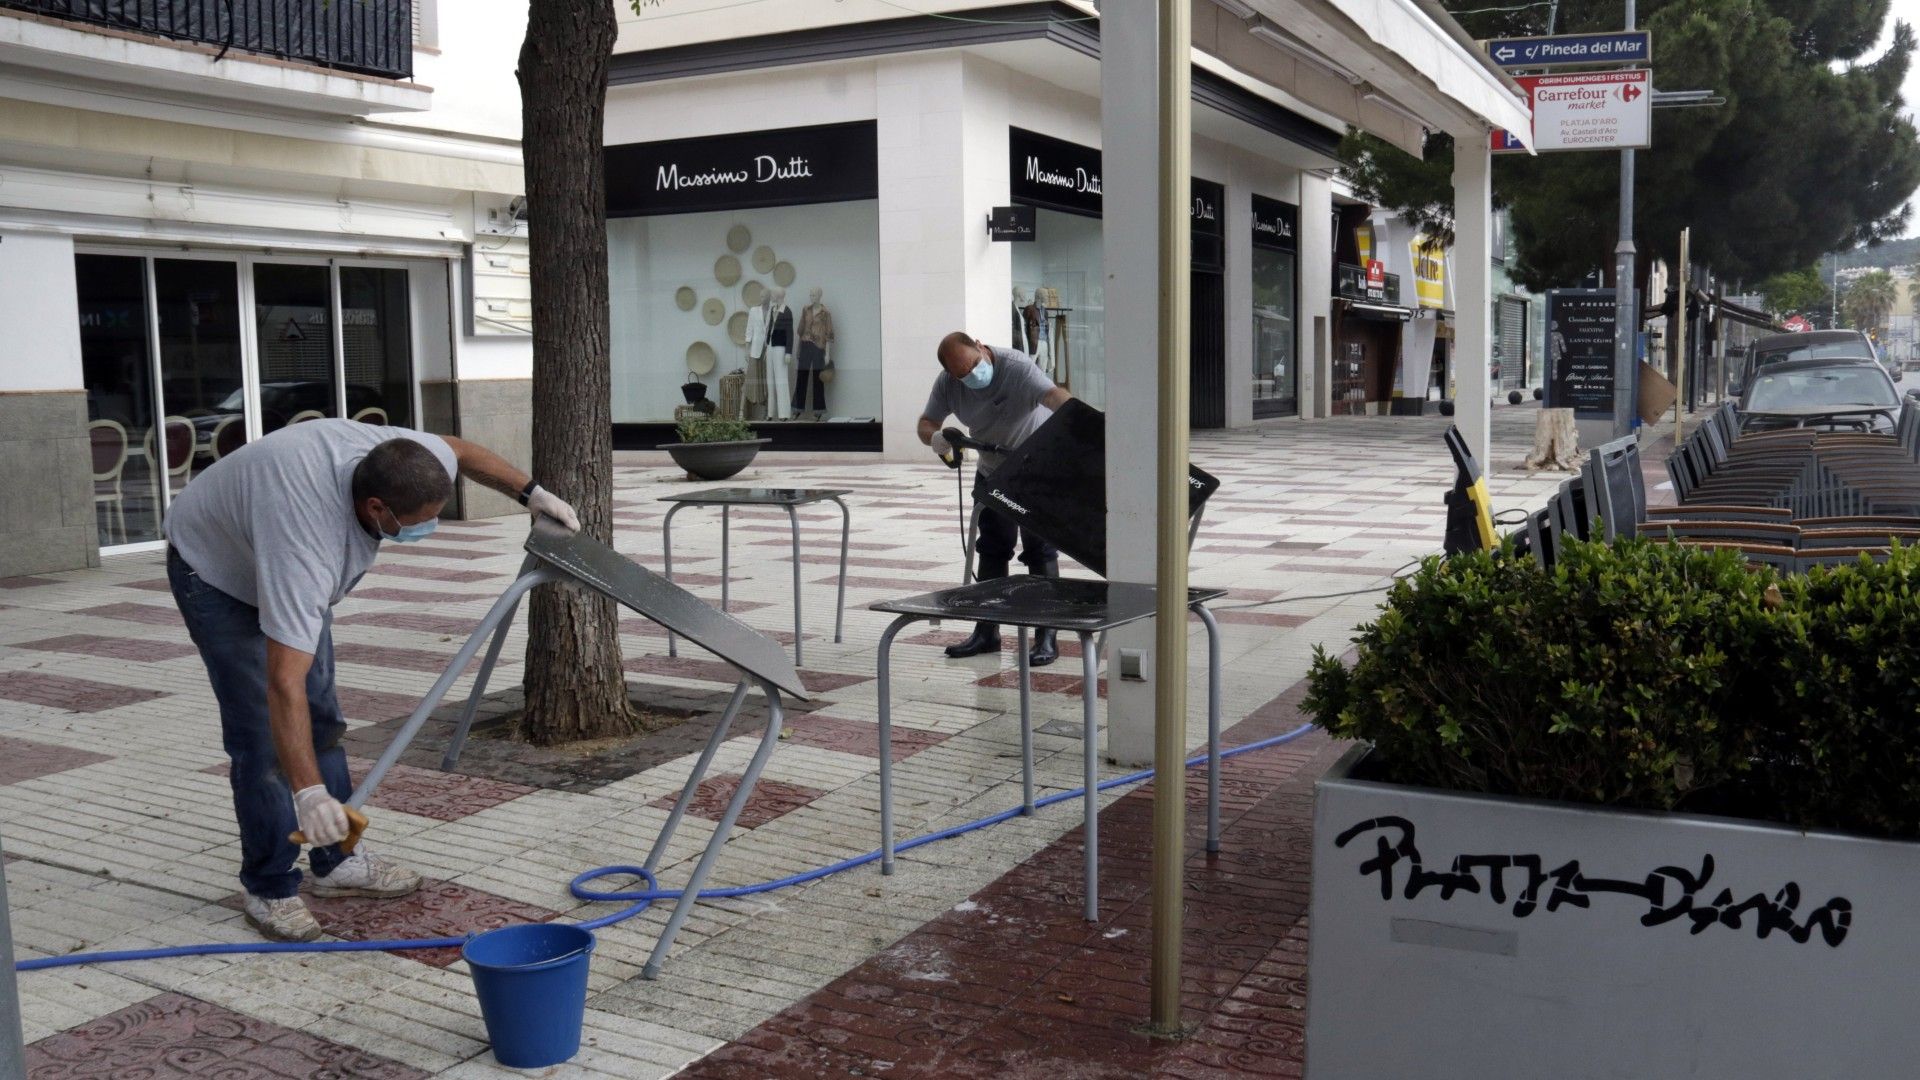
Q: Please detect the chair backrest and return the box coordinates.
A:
[1584,435,1643,541]
[289,409,326,425]
[164,416,194,476]
[1550,478,1592,546]
[212,416,246,459]
[1797,528,1920,550]
[1646,504,1792,524]
[352,406,389,425]
[88,420,128,481]
[1526,506,1556,569]
[1799,547,1892,569]
[1652,520,1801,546]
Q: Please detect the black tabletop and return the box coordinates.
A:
[524,521,808,699]
[869,576,1227,631]
[659,487,853,506]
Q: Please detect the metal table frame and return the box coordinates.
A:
[352,543,798,980]
[871,583,1224,921]
[660,489,851,664]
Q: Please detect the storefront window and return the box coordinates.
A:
[1012,209,1105,407]
[254,263,338,431]
[605,122,882,437]
[340,267,415,427]
[1251,195,1299,418]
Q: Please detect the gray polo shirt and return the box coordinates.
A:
[166,419,458,653]
[921,346,1056,475]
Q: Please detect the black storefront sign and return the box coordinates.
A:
[1544,288,1633,418]
[1336,263,1401,303]
[988,204,1037,241]
[1009,127,1103,217]
[605,120,878,217]
[1191,178,1225,273]
[1251,194,1298,252]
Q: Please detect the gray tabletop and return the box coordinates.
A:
[524,522,809,699]
[869,576,1228,631]
[658,487,853,506]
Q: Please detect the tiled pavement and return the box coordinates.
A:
[2,411,1565,1077]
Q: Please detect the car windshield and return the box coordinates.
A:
[1745,368,1898,411]
[1752,342,1872,368]
[215,388,246,412]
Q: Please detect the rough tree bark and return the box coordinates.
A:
[516,0,640,744]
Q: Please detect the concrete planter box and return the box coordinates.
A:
[657,438,769,481]
[1307,745,1918,1079]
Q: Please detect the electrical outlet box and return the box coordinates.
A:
[1119,648,1147,681]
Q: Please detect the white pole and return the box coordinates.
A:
[1453,142,1495,469]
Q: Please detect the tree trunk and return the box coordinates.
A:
[516,0,638,745]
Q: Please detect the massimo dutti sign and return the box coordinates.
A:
[1251,194,1298,252]
[1009,127,1103,217]
[1191,177,1225,272]
[605,121,878,216]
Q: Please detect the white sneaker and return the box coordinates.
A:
[244,894,323,942]
[309,849,422,899]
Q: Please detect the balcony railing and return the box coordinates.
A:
[5,0,413,80]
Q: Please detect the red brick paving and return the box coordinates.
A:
[0,671,168,712]
[647,772,828,830]
[782,712,950,762]
[903,629,1087,658]
[332,641,484,674]
[117,578,174,592]
[367,563,503,584]
[334,611,481,635]
[676,677,1334,1078]
[335,685,431,724]
[378,543,496,561]
[11,633,197,663]
[0,734,113,785]
[24,992,429,1079]
[202,756,534,822]
[0,575,61,588]
[352,586,491,604]
[218,878,559,968]
[973,669,1107,698]
[72,601,185,627]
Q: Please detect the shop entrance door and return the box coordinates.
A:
[1190,270,1226,429]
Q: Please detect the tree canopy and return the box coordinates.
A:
[1758,265,1834,324]
[1339,0,1920,291]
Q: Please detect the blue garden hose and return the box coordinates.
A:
[14,722,1316,973]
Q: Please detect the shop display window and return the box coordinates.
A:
[1011,208,1106,409]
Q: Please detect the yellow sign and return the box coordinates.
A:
[1355,223,1374,267]
[1410,234,1447,309]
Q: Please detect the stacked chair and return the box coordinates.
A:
[1520,400,1920,573]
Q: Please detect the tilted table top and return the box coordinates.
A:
[658,487,853,506]
[870,576,1227,632]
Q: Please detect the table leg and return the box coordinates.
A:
[786,504,804,666]
[644,679,783,980]
[662,504,685,657]
[1018,625,1033,815]
[439,596,521,771]
[831,496,849,643]
[1080,630,1098,922]
[720,505,730,612]
[643,679,751,876]
[1195,603,1223,853]
[876,615,916,875]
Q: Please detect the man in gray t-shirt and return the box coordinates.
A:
[920,332,1073,666]
[166,419,578,942]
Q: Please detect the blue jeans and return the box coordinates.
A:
[168,547,352,898]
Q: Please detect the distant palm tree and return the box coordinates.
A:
[1843,269,1898,332]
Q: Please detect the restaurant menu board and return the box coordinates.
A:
[1544,289,1629,418]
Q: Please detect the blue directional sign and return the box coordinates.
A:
[1486,31,1651,68]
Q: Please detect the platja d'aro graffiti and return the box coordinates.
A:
[1334,816,1853,948]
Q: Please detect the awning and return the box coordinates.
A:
[1341,299,1415,322]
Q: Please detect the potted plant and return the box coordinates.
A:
[1301,539,1920,1079]
[657,416,768,481]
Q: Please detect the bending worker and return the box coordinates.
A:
[920,330,1073,666]
[165,418,579,942]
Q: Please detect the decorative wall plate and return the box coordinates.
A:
[751,245,777,274]
[726,224,752,254]
[714,255,741,287]
[674,286,697,311]
[702,298,726,325]
[771,261,796,287]
[686,341,717,375]
[742,280,767,308]
[727,310,750,346]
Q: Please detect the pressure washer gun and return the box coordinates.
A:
[938,426,1007,469]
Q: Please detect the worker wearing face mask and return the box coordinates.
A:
[163,419,578,942]
[919,331,1074,666]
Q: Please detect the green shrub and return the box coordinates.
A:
[675,416,755,444]
[1305,539,1920,837]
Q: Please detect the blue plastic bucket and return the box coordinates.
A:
[462,923,596,1069]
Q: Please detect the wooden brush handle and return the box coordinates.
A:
[289,806,369,855]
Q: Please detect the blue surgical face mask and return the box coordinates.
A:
[962,358,995,390]
[378,505,438,544]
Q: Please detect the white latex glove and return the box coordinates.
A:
[292,785,350,847]
[930,429,953,458]
[527,485,580,532]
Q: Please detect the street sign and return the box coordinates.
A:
[1487,30,1650,68]
[1784,315,1813,333]
[1492,69,1651,153]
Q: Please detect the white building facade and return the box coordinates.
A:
[0,0,534,577]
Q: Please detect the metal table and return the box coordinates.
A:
[660,487,852,665]
[871,576,1227,920]
[353,521,810,979]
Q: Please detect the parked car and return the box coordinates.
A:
[1738,357,1906,433]
[189,381,391,456]
[1733,329,1875,394]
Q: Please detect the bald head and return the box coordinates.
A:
[937,332,986,381]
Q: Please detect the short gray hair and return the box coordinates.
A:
[352,439,452,514]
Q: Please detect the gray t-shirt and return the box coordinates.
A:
[166,419,458,653]
[921,346,1056,474]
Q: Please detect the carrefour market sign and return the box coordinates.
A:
[1492,69,1650,153]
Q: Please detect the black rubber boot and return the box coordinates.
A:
[947,556,1008,658]
[1027,558,1060,667]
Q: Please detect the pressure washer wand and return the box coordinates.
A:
[938,426,1007,468]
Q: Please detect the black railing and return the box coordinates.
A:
[6,0,413,80]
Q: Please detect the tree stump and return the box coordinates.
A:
[1526,407,1581,472]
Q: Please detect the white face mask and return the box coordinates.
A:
[378,504,439,544]
[962,357,995,390]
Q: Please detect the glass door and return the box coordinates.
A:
[155,258,247,500]
[253,262,339,433]
[76,254,162,547]
[338,266,415,426]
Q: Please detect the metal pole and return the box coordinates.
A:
[1610,0,1639,439]
[1149,0,1192,1036]
[1,833,27,1080]
[1674,227,1690,444]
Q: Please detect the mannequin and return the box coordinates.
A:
[794,286,834,420]
[1013,288,1031,352]
[1023,289,1050,374]
[745,287,794,420]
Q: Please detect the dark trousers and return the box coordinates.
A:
[168,547,352,898]
[792,368,827,413]
[974,503,1057,578]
